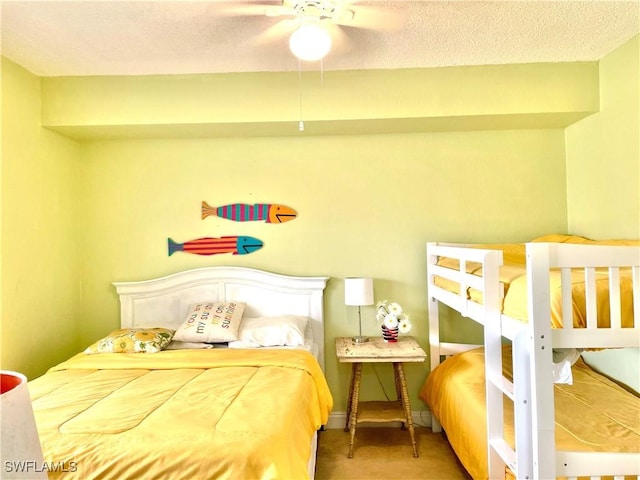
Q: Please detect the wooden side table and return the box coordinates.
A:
[335,336,427,458]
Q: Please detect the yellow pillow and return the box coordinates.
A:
[84,328,174,354]
[590,238,640,246]
[531,234,639,246]
[530,234,592,244]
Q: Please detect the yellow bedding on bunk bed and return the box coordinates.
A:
[419,346,640,480]
[433,234,639,328]
[29,348,333,480]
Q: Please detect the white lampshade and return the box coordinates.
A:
[1,371,47,479]
[345,277,374,306]
[289,22,332,62]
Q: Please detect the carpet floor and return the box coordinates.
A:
[315,427,471,480]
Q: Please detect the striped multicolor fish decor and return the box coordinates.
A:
[201,202,297,223]
[168,236,263,256]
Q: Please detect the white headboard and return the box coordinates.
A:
[113,267,330,370]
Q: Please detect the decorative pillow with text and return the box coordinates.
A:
[173,302,245,343]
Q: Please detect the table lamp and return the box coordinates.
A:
[345,277,374,343]
[1,370,47,479]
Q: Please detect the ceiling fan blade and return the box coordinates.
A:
[264,5,297,17]
[250,18,298,46]
[324,0,405,31]
[335,4,406,31]
[212,0,284,18]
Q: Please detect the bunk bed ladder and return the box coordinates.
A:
[481,249,516,479]
[485,329,534,480]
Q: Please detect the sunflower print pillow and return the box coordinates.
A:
[84,328,175,354]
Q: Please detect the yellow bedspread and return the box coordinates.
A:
[433,235,639,327]
[419,347,640,480]
[29,349,333,480]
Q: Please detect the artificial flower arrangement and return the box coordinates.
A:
[376,300,412,334]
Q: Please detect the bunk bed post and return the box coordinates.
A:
[426,243,442,432]
[525,243,556,479]
[481,249,505,480]
[512,329,533,479]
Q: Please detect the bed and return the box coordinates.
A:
[28,266,333,480]
[420,235,640,479]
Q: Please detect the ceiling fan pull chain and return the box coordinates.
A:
[298,58,305,132]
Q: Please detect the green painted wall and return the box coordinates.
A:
[36,59,587,410]
[565,34,640,393]
[41,62,598,139]
[78,131,567,410]
[2,36,638,409]
[566,35,639,239]
[1,58,82,379]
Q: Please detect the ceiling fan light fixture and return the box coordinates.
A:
[289,21,332,62]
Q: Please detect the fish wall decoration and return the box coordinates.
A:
[168,236,263,256]
[202,202,297,223]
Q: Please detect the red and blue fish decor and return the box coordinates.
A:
[202,202,297,223]
[168,236,263,256]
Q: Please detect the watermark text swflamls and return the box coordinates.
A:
[4,460,78,474]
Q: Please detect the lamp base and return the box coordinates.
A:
[352,336,369,343]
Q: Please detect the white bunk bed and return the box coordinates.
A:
[425,240,640,479]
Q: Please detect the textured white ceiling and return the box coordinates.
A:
[1,0,639,77]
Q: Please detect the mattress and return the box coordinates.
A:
[29,348,333,480]
[419,346,640,480]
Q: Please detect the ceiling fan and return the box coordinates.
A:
[219,0,404,61]
[264,0,357,25]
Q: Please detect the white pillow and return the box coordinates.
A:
[235,315,309,347]
[173,302,245,343]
